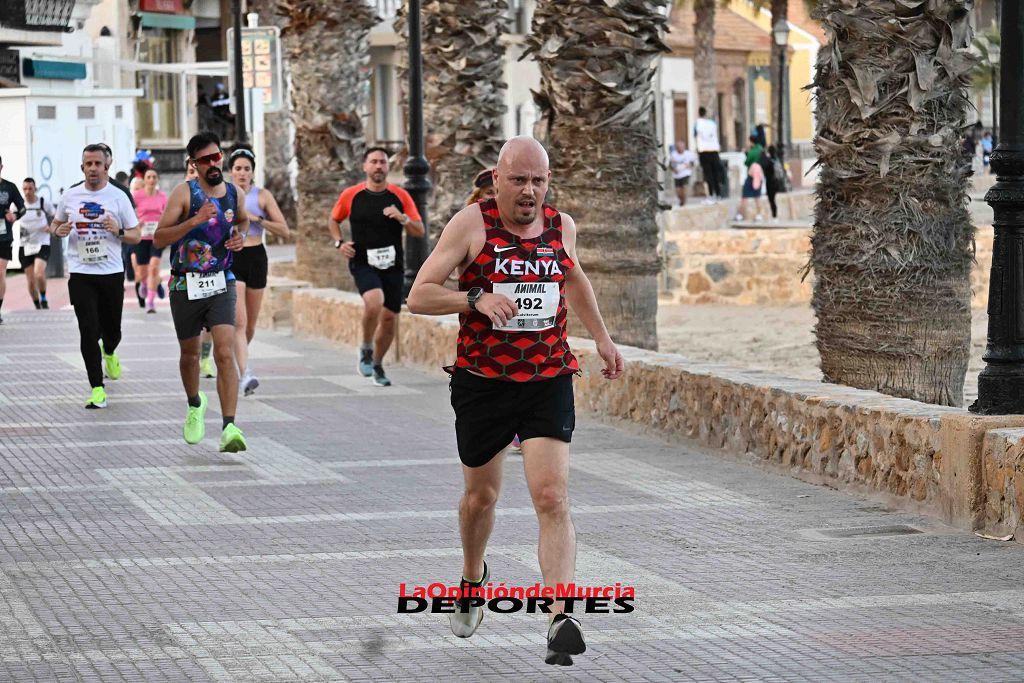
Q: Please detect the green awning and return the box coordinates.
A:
[138,12,196,30]
[22,59,86,80]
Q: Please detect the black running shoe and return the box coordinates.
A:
[545,614,586,666]
[157,283,166,299]
[40,299,48,309]
[32,299,40,310]
[372,364,391,387]
[449,561,488,638]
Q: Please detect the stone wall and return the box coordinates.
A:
[661,191,816,233]
[660,225,995,308]
[256,282,1024,539]
[981,428,1024,540]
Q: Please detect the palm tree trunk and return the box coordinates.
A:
[693,0,717,117]
[396,1,508,240]
[809,0,977,406]
[250,0,297,237]
[528,0,668,350]
[279,0,377,288]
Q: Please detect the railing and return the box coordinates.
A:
[0,0,74,31]
[377,0,400,21]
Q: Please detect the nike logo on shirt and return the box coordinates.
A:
[494,246,516,253]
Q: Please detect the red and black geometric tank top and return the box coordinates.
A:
[455,198,579,382]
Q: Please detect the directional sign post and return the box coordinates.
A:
[226,25,284,114]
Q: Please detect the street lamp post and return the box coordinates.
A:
[970,2,1024,414]
[772,18,790,182]
[403,0,431,296]
[231,0,247,144]
[990,39,1000,144]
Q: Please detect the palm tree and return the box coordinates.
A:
[250,0,297,235]
[693,0,718,118]
[277,0,378,288]
[808,0,977,406]
[527,0,669,350]
[395,1,509,240]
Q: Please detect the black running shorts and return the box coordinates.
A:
[349,261,403,313]
[18,244,50,267]
[132,240,163,266]
[169,280,236,340]
[0,242,11,261]
[232,244,268,289]
[449,368,575,468]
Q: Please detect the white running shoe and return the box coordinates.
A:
[449,561,488,638]
[241,370,259,396]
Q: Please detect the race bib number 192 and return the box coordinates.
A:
[491,282,559,332]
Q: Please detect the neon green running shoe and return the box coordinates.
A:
[200,356,216,378]
[85,386,107,409]
[103,350,121,380]
[219,423,247,453]
[183,391,207,445]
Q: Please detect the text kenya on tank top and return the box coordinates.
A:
[455,198,579,382]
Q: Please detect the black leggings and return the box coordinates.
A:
[68,273,125,388]
[767,189,778,218]
[699,151,724,198]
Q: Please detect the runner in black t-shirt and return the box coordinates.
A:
[328,146,424,387]
[0,155,27,324]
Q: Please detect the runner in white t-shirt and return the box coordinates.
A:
[50,144,142,409]
[16,178,53,309]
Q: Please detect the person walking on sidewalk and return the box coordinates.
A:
[228,146,290,396]
[408,136,624,666]
[50,144,142,408]
[154,132,248,453]
[16,177,53,309]
[131,168,168,313]
[0,156,27,324]
[328,146,424,387]
[694,107,725,203]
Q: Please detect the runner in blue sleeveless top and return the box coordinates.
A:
[154,131,249,453]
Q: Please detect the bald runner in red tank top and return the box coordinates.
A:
[456,198,579,381]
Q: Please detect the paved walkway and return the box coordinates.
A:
[2,302,1024,681]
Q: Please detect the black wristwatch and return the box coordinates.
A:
[467,286,484,311]
[118,227,125,237]
[334,240,343,249]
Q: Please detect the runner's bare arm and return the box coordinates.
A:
[110,212,142,246]
[259,189,290,238]
[226,202,249,251]
[561,213,624,379]
[327,216,341,241]
[407,205,477,315]
[405,217,425,237]
[49,200,70,236]
[154,184,203,248]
